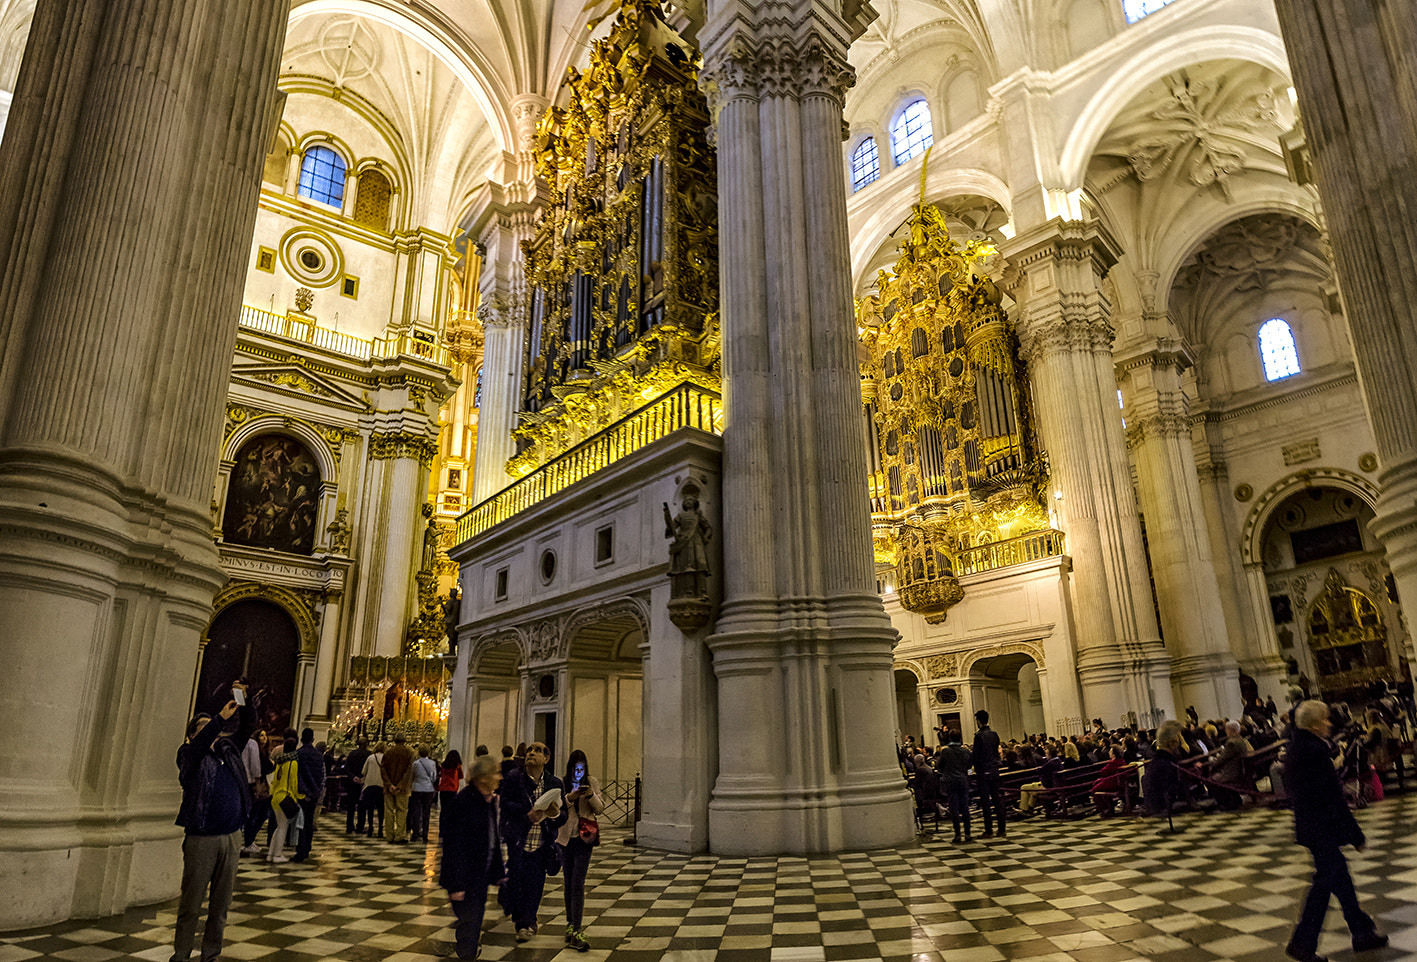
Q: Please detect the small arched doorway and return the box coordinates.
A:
[469,638,523,760]
[198,599,300,728]
[968,653,1043,741]
[893,667,923,744]
[564,613,643,787]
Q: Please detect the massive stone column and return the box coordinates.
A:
[0,0,289,928]
[1002,221,1175,726]
[698,0,913,855]
[1117,341,1241,719]
[1270,2,1417,654]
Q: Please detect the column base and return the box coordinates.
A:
[0,450,222,930]
[706,602,914,855]
[1170,652,1242,721]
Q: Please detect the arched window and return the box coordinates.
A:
[1258,318,1301,381]
[298,145,347,207]
[891,99,934,166]
[851,137,880,192]
[353,168,392,229]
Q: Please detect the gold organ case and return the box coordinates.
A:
[512,0,719,477]
[859,202,1053,623]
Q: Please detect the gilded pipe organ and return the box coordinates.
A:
[512,0,719,477]
[859,203,1053,622]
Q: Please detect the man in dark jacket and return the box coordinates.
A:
[441,756,505,959]
[292,728,325,862]
[344,737,371,833]
[497,742,566,942]
[1285,700,1386,962]
[972,710,1005,838]
[936,732,973,842]
[172,690,255,962]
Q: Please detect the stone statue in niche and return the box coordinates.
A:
[442,588,460,654]
[421,515,441,570]
[663,494,712,631]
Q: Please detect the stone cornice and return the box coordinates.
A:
[998,217,1124,276]
[1113,337,1194,378]
[1193,363,1358,423]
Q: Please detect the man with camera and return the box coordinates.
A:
[172,682,255,962]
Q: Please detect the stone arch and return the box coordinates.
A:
[561,596,650,662]
[207,581,320,656]
[849,169,1013,289]
[1241,468,1381,567]
[288,0,513,154]
[1057,24,1291,191]
[892,660,926,683]
[225,414,340,483]
[1153,196,1323,318]
[958,640,1046,678]
[469,627,526,675]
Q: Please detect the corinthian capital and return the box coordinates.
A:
[702,32,855,106]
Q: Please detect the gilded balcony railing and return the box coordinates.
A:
[455,383,723,543]
[952,529,1066,576]
[238,304,449,366]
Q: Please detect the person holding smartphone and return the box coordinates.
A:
[555,749,604,952]
[172,683,255,962]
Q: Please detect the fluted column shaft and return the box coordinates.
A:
[699,2,912,855]
[1003,220,1174,726]
[1271,1,1417,659]
[1118,345,1240,719]
[468,183,544,503]
[0,0,289,929]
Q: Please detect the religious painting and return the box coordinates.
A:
[223,434,322,554]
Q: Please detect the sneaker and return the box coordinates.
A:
[515,927,535,943]
[1284,946,1327,962]
[268,855,289,864]
[239,845,259,857]
[1353,932,1388,952]
[565,928,589,952]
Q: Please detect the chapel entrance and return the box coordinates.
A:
[1259,485,1411,702]
[967,652,1044,741]
[198,599,300,727]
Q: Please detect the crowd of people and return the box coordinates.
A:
[168,684,608,962]
[168,679,1407,962]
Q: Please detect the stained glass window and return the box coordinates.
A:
[851,137,880,191]
[891,100,934,166]
[298,145,347,207]
[1259,318,1301,381]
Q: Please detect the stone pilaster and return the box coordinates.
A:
[1117,340,1240,719]
[466,178,547,503]
[353,435,434,657]
[1002,220,1174,726]
[1270,2,1417,649]
[0,0,290,929]
[699,0,913,855]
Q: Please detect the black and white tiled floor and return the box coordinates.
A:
[4,796,1417,962]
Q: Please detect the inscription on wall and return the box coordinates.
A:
[1282,438,1322,466]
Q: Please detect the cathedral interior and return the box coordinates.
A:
[1,0,1415,938]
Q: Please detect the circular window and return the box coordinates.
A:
[935,687,958,705]
[539,549,557,584]
[279,228,343,287]
[538,674,556,698]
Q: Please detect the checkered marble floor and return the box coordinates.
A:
[4,796,1417,962]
